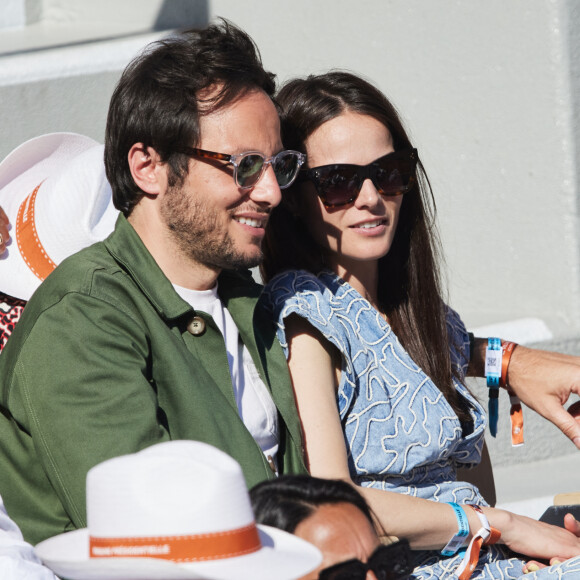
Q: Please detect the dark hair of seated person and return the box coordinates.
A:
[250,475,380,535]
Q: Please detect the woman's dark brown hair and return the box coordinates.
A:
[261,71,470,422]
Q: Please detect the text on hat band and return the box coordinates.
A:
[89,523,262,562]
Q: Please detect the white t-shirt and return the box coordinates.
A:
[174,283,279,471]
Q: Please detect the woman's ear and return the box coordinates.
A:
[127,144,167,196]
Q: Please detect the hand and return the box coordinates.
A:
[564,512,580,537]
[523,555,571,574]
[520,514,580,572]
[487,508,580,561]
[506,345,580,449]
[0,206,9,255]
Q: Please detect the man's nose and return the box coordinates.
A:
[250,164,282,207]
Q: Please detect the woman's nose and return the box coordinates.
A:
[354,178,381,208]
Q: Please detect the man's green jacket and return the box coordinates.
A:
[0,215,306,545]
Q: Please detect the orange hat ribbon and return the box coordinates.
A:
[15,182,57,281]
[90,523,261,562]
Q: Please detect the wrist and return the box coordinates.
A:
[467,505,484,538]
[454,506,502,579]
[470,337,519,384]
[441,503,470,556]
[502,343,529,391]
[480,506,510,543]
[500,340,518,388]
[454,504,493,541]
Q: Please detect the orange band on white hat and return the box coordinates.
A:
[15,182,57,281]
[89,523,262,562]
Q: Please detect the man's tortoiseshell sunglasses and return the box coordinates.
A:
[176,147,306,190]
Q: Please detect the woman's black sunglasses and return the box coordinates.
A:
[299,149,418,208]
[318,539,413,580]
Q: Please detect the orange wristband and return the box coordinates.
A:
[456,505,501,580]
[500,341,518,388]
[500,341,524,446]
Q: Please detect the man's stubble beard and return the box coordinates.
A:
[161,183,264,271]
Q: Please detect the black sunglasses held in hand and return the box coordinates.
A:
[318,539,412,580]
[300,149,418,208]
[176,147,306,190]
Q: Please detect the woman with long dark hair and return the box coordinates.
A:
[260,71,580,579]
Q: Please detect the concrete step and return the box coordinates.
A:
[494,453,580,519]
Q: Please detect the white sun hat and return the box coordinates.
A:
[0,132,118,301]
[34,441,321,580]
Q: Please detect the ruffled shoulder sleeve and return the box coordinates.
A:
[261,270,348,359]
[261,270,357,417]
[445,304,471,380]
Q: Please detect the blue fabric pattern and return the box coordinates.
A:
[262,269,580,579]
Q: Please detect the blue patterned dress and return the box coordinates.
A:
[262,270,580,579]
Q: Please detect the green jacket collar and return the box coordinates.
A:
[105,215,265,321]
[105,214,192,321]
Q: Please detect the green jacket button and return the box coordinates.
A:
[187,316,206,336]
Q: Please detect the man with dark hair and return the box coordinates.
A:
[0,20,307,545]
[250,476,413,580]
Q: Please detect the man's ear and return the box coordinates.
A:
[128,144,167,195]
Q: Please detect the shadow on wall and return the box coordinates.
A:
[154,0,210,31]
[0,0,211,57]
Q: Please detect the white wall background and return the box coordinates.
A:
[2,0,579,337]
[1,0,580,472]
